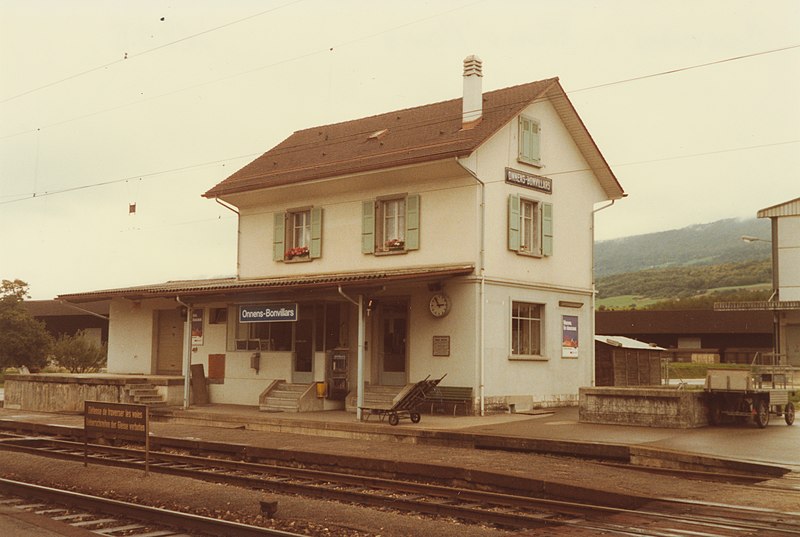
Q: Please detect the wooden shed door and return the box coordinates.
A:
[157,309,184,374]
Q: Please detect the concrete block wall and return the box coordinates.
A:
[579,387,708,428]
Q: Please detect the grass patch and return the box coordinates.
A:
[596,295,660,310]
[668,362,750,379]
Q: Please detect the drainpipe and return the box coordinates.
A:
[591,199,617,387]
[176,296,192,410]
[214,197,241,274]
[456,158,486,416]
[338,286,365,421]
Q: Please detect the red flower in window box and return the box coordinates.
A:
[384,239,405,250]
[285,246,309,260]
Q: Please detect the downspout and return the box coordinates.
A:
[175,296,192,410]
[338,285,365,421]
[591,199,617,387]
[214,197,241,274]
[456,158,486,416]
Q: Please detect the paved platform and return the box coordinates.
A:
[1,404,797,472]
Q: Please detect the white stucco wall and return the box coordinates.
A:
[777,215,800,301]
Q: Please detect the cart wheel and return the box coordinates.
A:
[410,412,421,423]
[785,402,795,426]
[388,413,399,426]
[754,399,770,428]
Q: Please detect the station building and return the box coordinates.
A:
[57,57,624,416]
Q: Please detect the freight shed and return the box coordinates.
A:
[594,335,665,387]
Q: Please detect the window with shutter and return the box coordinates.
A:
[508,195,552,257]
[363,194,420,254]
[518,115,541,166]
[276,207,323,262]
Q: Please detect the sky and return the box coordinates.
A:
[1,0,798,300]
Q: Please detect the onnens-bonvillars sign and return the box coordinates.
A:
[84,401,150,474]
[239,303,298,323]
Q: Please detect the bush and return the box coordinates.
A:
[51,331,107,373]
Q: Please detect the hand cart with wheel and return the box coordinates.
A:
[705,353,796,428]
[360,374,446,426]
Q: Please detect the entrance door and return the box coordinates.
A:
[156,309,184,374]
[378,301,408,386]
[292,317,313,384]
[786,324,800,367]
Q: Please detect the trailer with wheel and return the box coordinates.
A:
[705,367,795,428]
[360,375,445,426]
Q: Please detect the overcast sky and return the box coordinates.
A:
[1,0,798,300]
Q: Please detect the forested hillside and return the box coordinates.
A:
[595,218,771,278]
[594,218,773,309]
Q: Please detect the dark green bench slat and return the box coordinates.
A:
[430,386,473,415]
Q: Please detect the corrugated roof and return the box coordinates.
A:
[594,335,665,350]
[57,264,475,303]
[757,197,800,218]
[23,300,110,317]
[204,79,624,200]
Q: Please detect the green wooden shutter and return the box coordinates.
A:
[519,116,540,164]
[361,201,375,254]
[309,207,322,258]
[273,212,286,261]
[405,194,420,250]
[541,202,553,256]
[508,194,520,251]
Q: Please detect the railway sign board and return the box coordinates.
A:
[84,401,150,475]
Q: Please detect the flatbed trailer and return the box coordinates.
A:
[705,358,796,428]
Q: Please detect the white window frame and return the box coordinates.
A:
[378,197,406,251]
[510,301,545,359]
[520,198,540,255]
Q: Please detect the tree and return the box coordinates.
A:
[0,279,53,370]
[51,330,107,373]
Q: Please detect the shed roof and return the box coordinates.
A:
[595,309,774,335]
[757,197,800,218]
[204,79,624,201]
[594,335,665,351]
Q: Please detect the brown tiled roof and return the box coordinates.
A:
[204,78,624,199]
[57,264,475,303]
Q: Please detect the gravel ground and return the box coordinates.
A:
[0,451,509,537]
[1,417,799,536]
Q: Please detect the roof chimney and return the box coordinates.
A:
[462,55,483,126]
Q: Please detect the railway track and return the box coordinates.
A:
[0,477,304,537]
[2,432,799,535]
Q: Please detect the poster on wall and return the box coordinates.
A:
[561,315,579,358]
[191,309,204,346]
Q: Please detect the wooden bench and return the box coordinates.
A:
[429,386,473,416]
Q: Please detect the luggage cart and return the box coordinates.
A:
[705,353,796,428]
[360,374,445,426]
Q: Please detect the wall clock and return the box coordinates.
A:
[428,293,451,318]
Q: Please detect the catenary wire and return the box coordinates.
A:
[0,0,307,105]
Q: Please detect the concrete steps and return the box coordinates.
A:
[260,382,309,412]
[124,383,167,407]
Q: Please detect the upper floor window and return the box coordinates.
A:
[362,194,420,254]
[518,115,541,166]
[273,207,323,262]
[508,194,552,256]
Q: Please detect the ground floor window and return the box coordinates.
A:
[511,301,543,356]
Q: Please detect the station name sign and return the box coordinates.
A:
[505,167,552,194]
[239,303,298,323]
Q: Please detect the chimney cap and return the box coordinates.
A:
[463,55,483,77]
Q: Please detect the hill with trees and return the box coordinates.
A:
[595,218,773,309]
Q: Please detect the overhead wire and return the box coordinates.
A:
[0,0,308,105]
